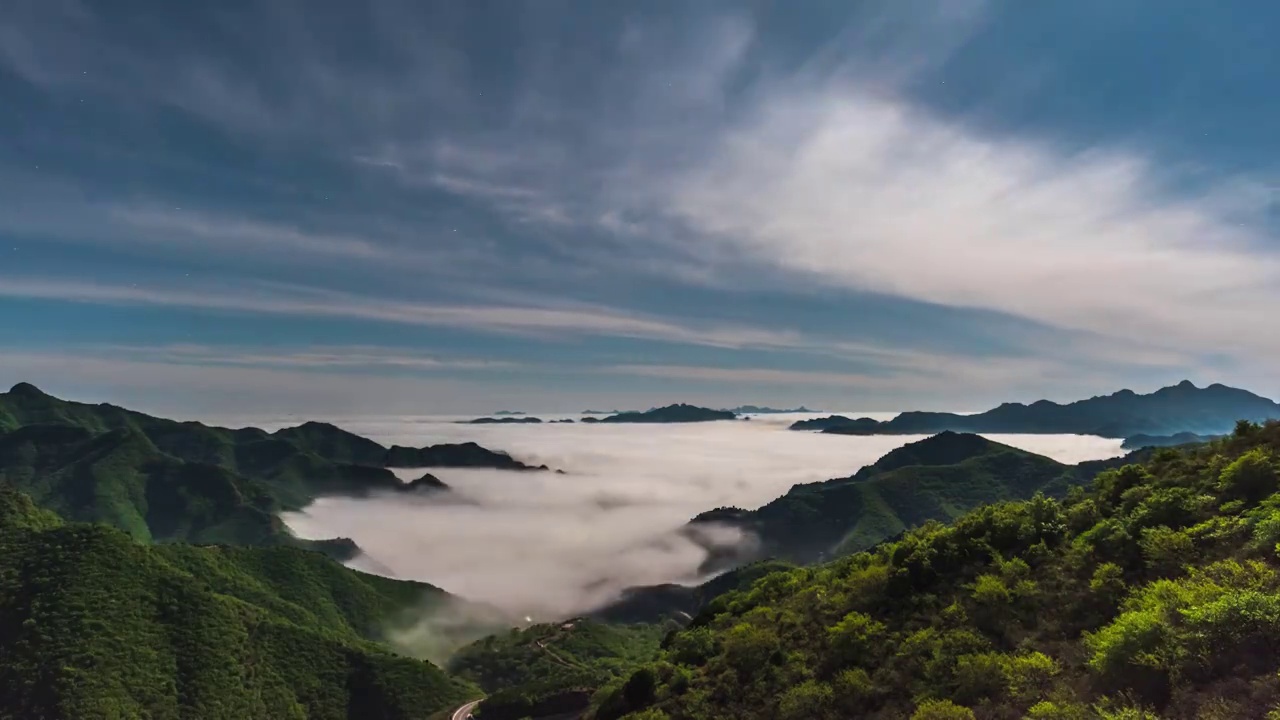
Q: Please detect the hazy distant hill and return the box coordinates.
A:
[0,484,476,719]
[599,404,737,423]
[793,380,1280,438]
[790,415,882,432]
[1122,431,1221,449]
[0,383,541,550]
[727,405,816,414]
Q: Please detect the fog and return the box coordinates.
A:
[280,415,1125,623]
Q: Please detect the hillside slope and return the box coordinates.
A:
[0,484,476,719]
[690,433,1095,565]
[591,420,1280,719]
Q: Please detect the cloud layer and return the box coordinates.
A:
[281,417,1126,619]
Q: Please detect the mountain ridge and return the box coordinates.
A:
[0,383,543,552]
[792,380,1280,438]
[598,404,737,424]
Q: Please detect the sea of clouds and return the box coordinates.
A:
[268,413,1126,624]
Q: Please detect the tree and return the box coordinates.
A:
[1219,449,1278,502]
[912,699,977,719]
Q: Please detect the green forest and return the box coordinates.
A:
[581,420,1280,719]
[0,484,476,719]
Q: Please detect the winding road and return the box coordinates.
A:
[451,699,481,720]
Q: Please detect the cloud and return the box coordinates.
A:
[106,206,394,260]
[665,84,1280,359]
[281,417,1127,619]
[0,276,809,350]
[100,344,517,371]
[5,0,1278,405]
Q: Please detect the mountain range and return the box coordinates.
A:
[0,383,543,554]
[792,380,1280,439]
[5,381,1280,719]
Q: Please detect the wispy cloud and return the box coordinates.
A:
[107,205,394,260]
[665,85,1280,359]
[101,344,517,372]
[0,276,807,350]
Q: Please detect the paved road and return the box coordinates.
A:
[451,699,481,720]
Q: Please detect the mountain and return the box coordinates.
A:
[464,416,544,424]
[492,411,527,416]
[687,432,1111,566]
[586,420,1280,720]
[728,405,816,414]
[792,381,1280,438]
[383,441,547,470]
[0,383,540,550]
[599,404,737,423]
[790,415,882,432]
[1121,431,1221,450]
[0,484,477,719]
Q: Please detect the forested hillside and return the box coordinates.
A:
[590,421,1280,719]
[450,620,669,720]
[0,484,477,719]
[0,383,537,551]
[689,433,1116,566]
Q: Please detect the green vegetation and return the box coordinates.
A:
[452,619,669,691]
[692,432,1110,564]
[449,620,669,719]
[0,483,476,719]
[0,383,535,551]
[589,420,1280,719]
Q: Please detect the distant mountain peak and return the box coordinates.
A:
[7,382,46,397]
[1176,379,1198,389]
[853,431,1014,478]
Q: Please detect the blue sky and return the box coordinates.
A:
[1,0,1277,416]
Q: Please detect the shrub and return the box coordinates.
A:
[911,698,977,719]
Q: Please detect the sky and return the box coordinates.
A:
[2,0,1278,415]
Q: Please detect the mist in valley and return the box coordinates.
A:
[280,415,1127,632]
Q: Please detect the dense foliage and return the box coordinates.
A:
[0,484,476,719]
[593,421,1280,719]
